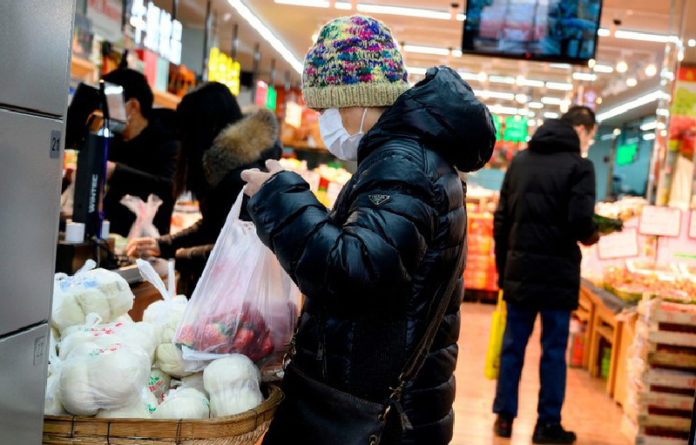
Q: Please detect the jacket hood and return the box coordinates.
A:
[360,66,495,172]
[203,108,279,187]
[528,119,580,154]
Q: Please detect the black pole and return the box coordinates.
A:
[172,0,179,20]
[202,0,212,78]
[121,0,130,32]
[232,24,239,60]
[251,43,261,103]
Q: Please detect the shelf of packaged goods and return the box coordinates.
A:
[153,89,181,110]
[71,56,97,83]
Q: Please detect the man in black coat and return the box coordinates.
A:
[101,69,178,237]
[493,106,599,443]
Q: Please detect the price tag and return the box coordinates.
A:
[690,210,696,239]
[639,206,682,237]
[597,228,639,260]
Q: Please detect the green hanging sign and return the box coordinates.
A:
[616,143,638,166]
[266,86,277,111]
[503,116,528,142]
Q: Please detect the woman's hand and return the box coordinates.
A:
[241,159,284,197]
[126,237,161,258]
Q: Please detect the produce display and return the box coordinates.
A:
[152,388,210,420]
[595,198,648,221]
[204,355,264,417]
[602,261,696,304]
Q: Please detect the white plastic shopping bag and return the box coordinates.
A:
[173,191,301,369]
[121,194,162,241]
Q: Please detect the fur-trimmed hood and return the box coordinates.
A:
[202,108,279,187]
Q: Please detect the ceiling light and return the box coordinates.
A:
[560,101,570,113]
[616,61,628,73]
[657,122,667,130]
[451,49,462,57]
[644,64,657,77]
[614,29,679,43]
[459,71,484,81]
[517,77,545,87]
[596,97,603,104]
[528,102,544,109]
[596,90,671,122]
[546,82,573,91]
[515,94,528,104]
[613,128,622,136]
[356,3,451,19]
[573,72,597,81]
[407,66,427,75]
[678,49,685,61]
[488,75,516,84]
[478,72,487,82]
[275,0,328,6]
[600,133,614,141]
[656,108,670,117]
[228,0,303,73]
[593,64,614,73]
[588,59,596,68]
[335,1,351,9]
[688,39,696,48]
[541,96,563,105]
[544,112,560,119]
[643,133,656,141]
[626,77,638,87]
[549,63,572,70]
[403,44,450,56]
[640,121,657,131]
[456,13,466,21]
[489,105,520,115]
[597,28,610,37]
[475,90,515,100]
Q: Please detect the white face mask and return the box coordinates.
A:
[318,108,367,161]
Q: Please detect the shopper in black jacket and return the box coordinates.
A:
[492,106,599,444]
[127,82,281,294]
[101,69,178,236]
[242,15,495,445]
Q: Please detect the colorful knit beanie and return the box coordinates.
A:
[302,15,409,109]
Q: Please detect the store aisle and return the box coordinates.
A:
[452,303,628,445]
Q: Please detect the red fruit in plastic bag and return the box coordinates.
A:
[177,325,195,347]
[232,327,255,351]
[199,323,228,351]
[260,331,275,356]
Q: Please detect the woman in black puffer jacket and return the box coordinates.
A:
[242,16,495,445]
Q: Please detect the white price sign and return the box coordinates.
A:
[639,205,682,237]
[597,228,639,260]
[130,0,182,64]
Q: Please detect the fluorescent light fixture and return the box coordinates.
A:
[451,49,462,57]
[613,128,621,136]
[335,1,351,9]
[596,90,671,122]
[616,61,628,73]
[488,75,515,84]
[643,133,656,141]
[515,94,528,104]
[543,112,560,119]
[626,77,638,87]
[678,49,685,61]
[640,121,657,131]
[403,44,450,56]
[549,63,572,70]
[593,64,614,73]
[458,71,485,81]
[644,64,657,77]
[541,96,563,105]
[689,39,696,48]
[614,30,679,43]
[598,28,610,37]
[560,101,570,113]
[657,122,667,130]
[456,13,466,21]
[489,105,520,115]
[600,133,615,141]
[274,0,329,5]
[656,108,670,117]
[487,91,515,100]
[407,66,427,75]
[228,0,303,73]
[573,72,597,81]
[517,77,545,87]
[356,3,451,19]
[546,81,573,91]
[528,102,544,109]
[588,58,596,68]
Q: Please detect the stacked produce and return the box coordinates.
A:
[622,298,696,444]
[595,198,648,221]
[45,261,266,420]
[603,261,696,304]
[464,213,498,292]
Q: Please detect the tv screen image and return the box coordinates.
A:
[462,0,603,64]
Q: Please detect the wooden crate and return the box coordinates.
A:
[621,415,689,445]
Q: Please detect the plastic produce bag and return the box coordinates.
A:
[156,343,193,378]
[148,368,172,402]
[121,194,162,241]
[59,342,151,416]
[484,291,506,380]
[138,259,188,345]
[96,387,158,419]
[173,191,301,367]
[204,355,263,417]
[152,387,210,419]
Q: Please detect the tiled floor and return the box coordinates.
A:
[452,303,629,445]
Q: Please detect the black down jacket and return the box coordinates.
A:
[494,119,597,311]
[249,66,495,444]
[158,109,281,294]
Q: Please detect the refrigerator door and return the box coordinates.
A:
[0,324,50,445]
[0,109,63,337]
[0,0,75,116]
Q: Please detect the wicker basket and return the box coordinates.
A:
[43,384,282,445]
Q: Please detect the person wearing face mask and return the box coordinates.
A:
[100,68,179,237]
[492,106,599,444]
[241,15,495,445]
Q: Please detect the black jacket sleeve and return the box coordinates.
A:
[493,169,511,286]
[568,159,597,242]
[248,155,438,304]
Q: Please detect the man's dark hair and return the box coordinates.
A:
[102,68,154,118]
[561,106,596,131]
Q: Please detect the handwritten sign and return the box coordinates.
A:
[639,206,682,237]
[598,228,640,260]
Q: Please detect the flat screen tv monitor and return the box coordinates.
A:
[462,0,603,65]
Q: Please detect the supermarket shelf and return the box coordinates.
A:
[153,89,181,110]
